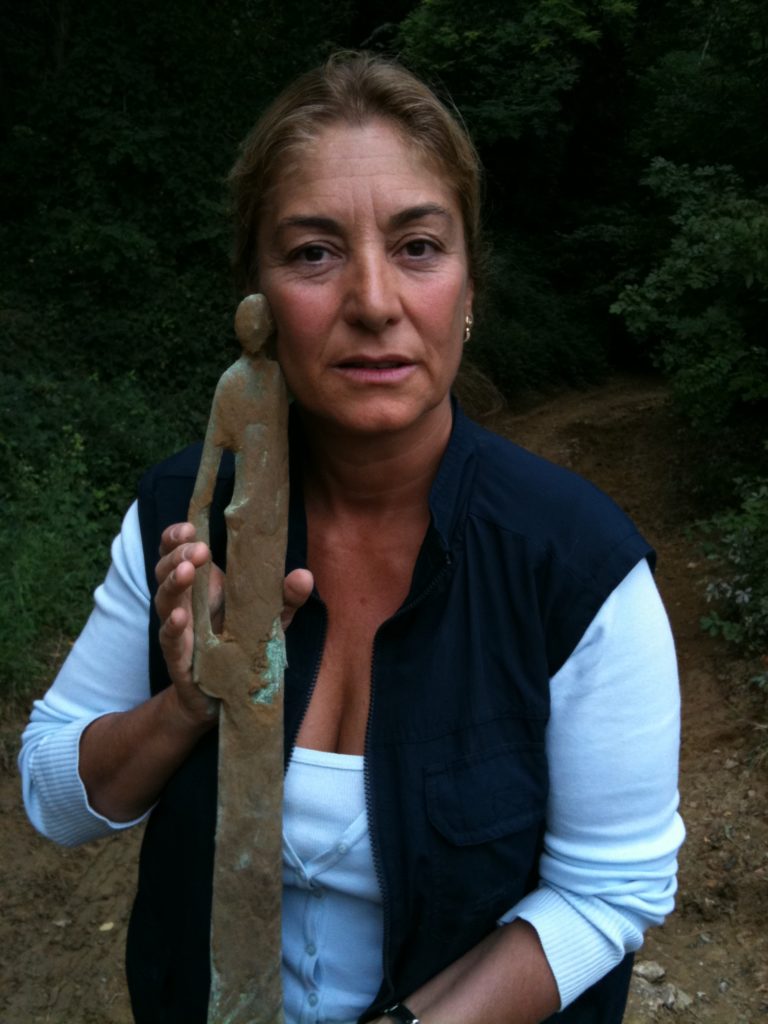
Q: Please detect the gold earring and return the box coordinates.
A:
[463,313,474,344]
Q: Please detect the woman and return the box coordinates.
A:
[20,52,684,1024]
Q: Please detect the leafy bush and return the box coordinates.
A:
[0,368,197,695]
[699,476,768,686]
[5,0,768,696]
[611,159,768,433]
[473,234,608,396]
[0,0,359,698]
[398,0,636,144]
[0,423,111,694]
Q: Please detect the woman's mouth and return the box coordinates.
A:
[334,359,415,383]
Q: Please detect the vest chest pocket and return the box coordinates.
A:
[424,743,548,924]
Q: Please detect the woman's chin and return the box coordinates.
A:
[298,393,450,440]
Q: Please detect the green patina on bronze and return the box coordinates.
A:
[253,623,287,707]
[188,294,288,1024]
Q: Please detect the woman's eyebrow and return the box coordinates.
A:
[275,215,342,235]
[389,204,453,230]
[274,204,453,237]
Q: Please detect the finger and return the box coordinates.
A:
[160,603,189,639]
[281,568,314,630]
[158,606,193,685]
[159,522,196,559]
[155,540,211,586]
[155,557,199,621]
[208,563,227,633]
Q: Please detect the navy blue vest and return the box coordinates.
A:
[127,405,649,1023]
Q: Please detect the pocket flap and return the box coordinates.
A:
[426,744,547,846]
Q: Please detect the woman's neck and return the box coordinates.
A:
[298,402,453,520]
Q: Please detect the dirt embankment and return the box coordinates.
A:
[1,375,766,1023]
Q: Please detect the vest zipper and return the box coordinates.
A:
[285,592,328,773]
[363,549,453,1014]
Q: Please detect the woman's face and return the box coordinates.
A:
[257,119,474,439]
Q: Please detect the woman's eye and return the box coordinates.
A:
[403,239,437,258]
[296,245,328,263]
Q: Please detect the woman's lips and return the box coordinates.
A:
[334,360,416,384]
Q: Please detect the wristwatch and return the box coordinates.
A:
[383,1003,420,1024]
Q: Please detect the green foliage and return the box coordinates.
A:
[2,0,768,691]
[611,159,768,431]
[630,49,764,172]
[628,0,768,182]
[0,368,190,693]
[398,0,636,143]
[397,1,641,389]
[611,6,768,673]
[0,0,357,696]
[473,235,607,394]
[0,425,110,692]
[699,477,768,684]
[0,0,357,393]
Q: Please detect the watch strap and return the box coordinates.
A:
[383,1003,420,1024]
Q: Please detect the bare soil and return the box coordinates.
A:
[2,375,766,1023]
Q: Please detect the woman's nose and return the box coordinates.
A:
[343,251,401,332]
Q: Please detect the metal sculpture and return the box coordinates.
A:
[189,293,288,1024]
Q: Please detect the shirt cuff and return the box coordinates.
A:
[26,715,150,845]
[498,885,646,1010]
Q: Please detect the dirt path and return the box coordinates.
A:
[2,375,766,1023]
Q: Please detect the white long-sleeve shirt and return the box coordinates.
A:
[19,502,684,1018]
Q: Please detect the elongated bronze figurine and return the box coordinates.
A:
[188,293,289,1024]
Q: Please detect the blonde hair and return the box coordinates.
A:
[229,51,483,291]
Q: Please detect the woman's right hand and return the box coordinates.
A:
[76,523,224,821]
[154,522,315,728]
[154,522,223,727]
